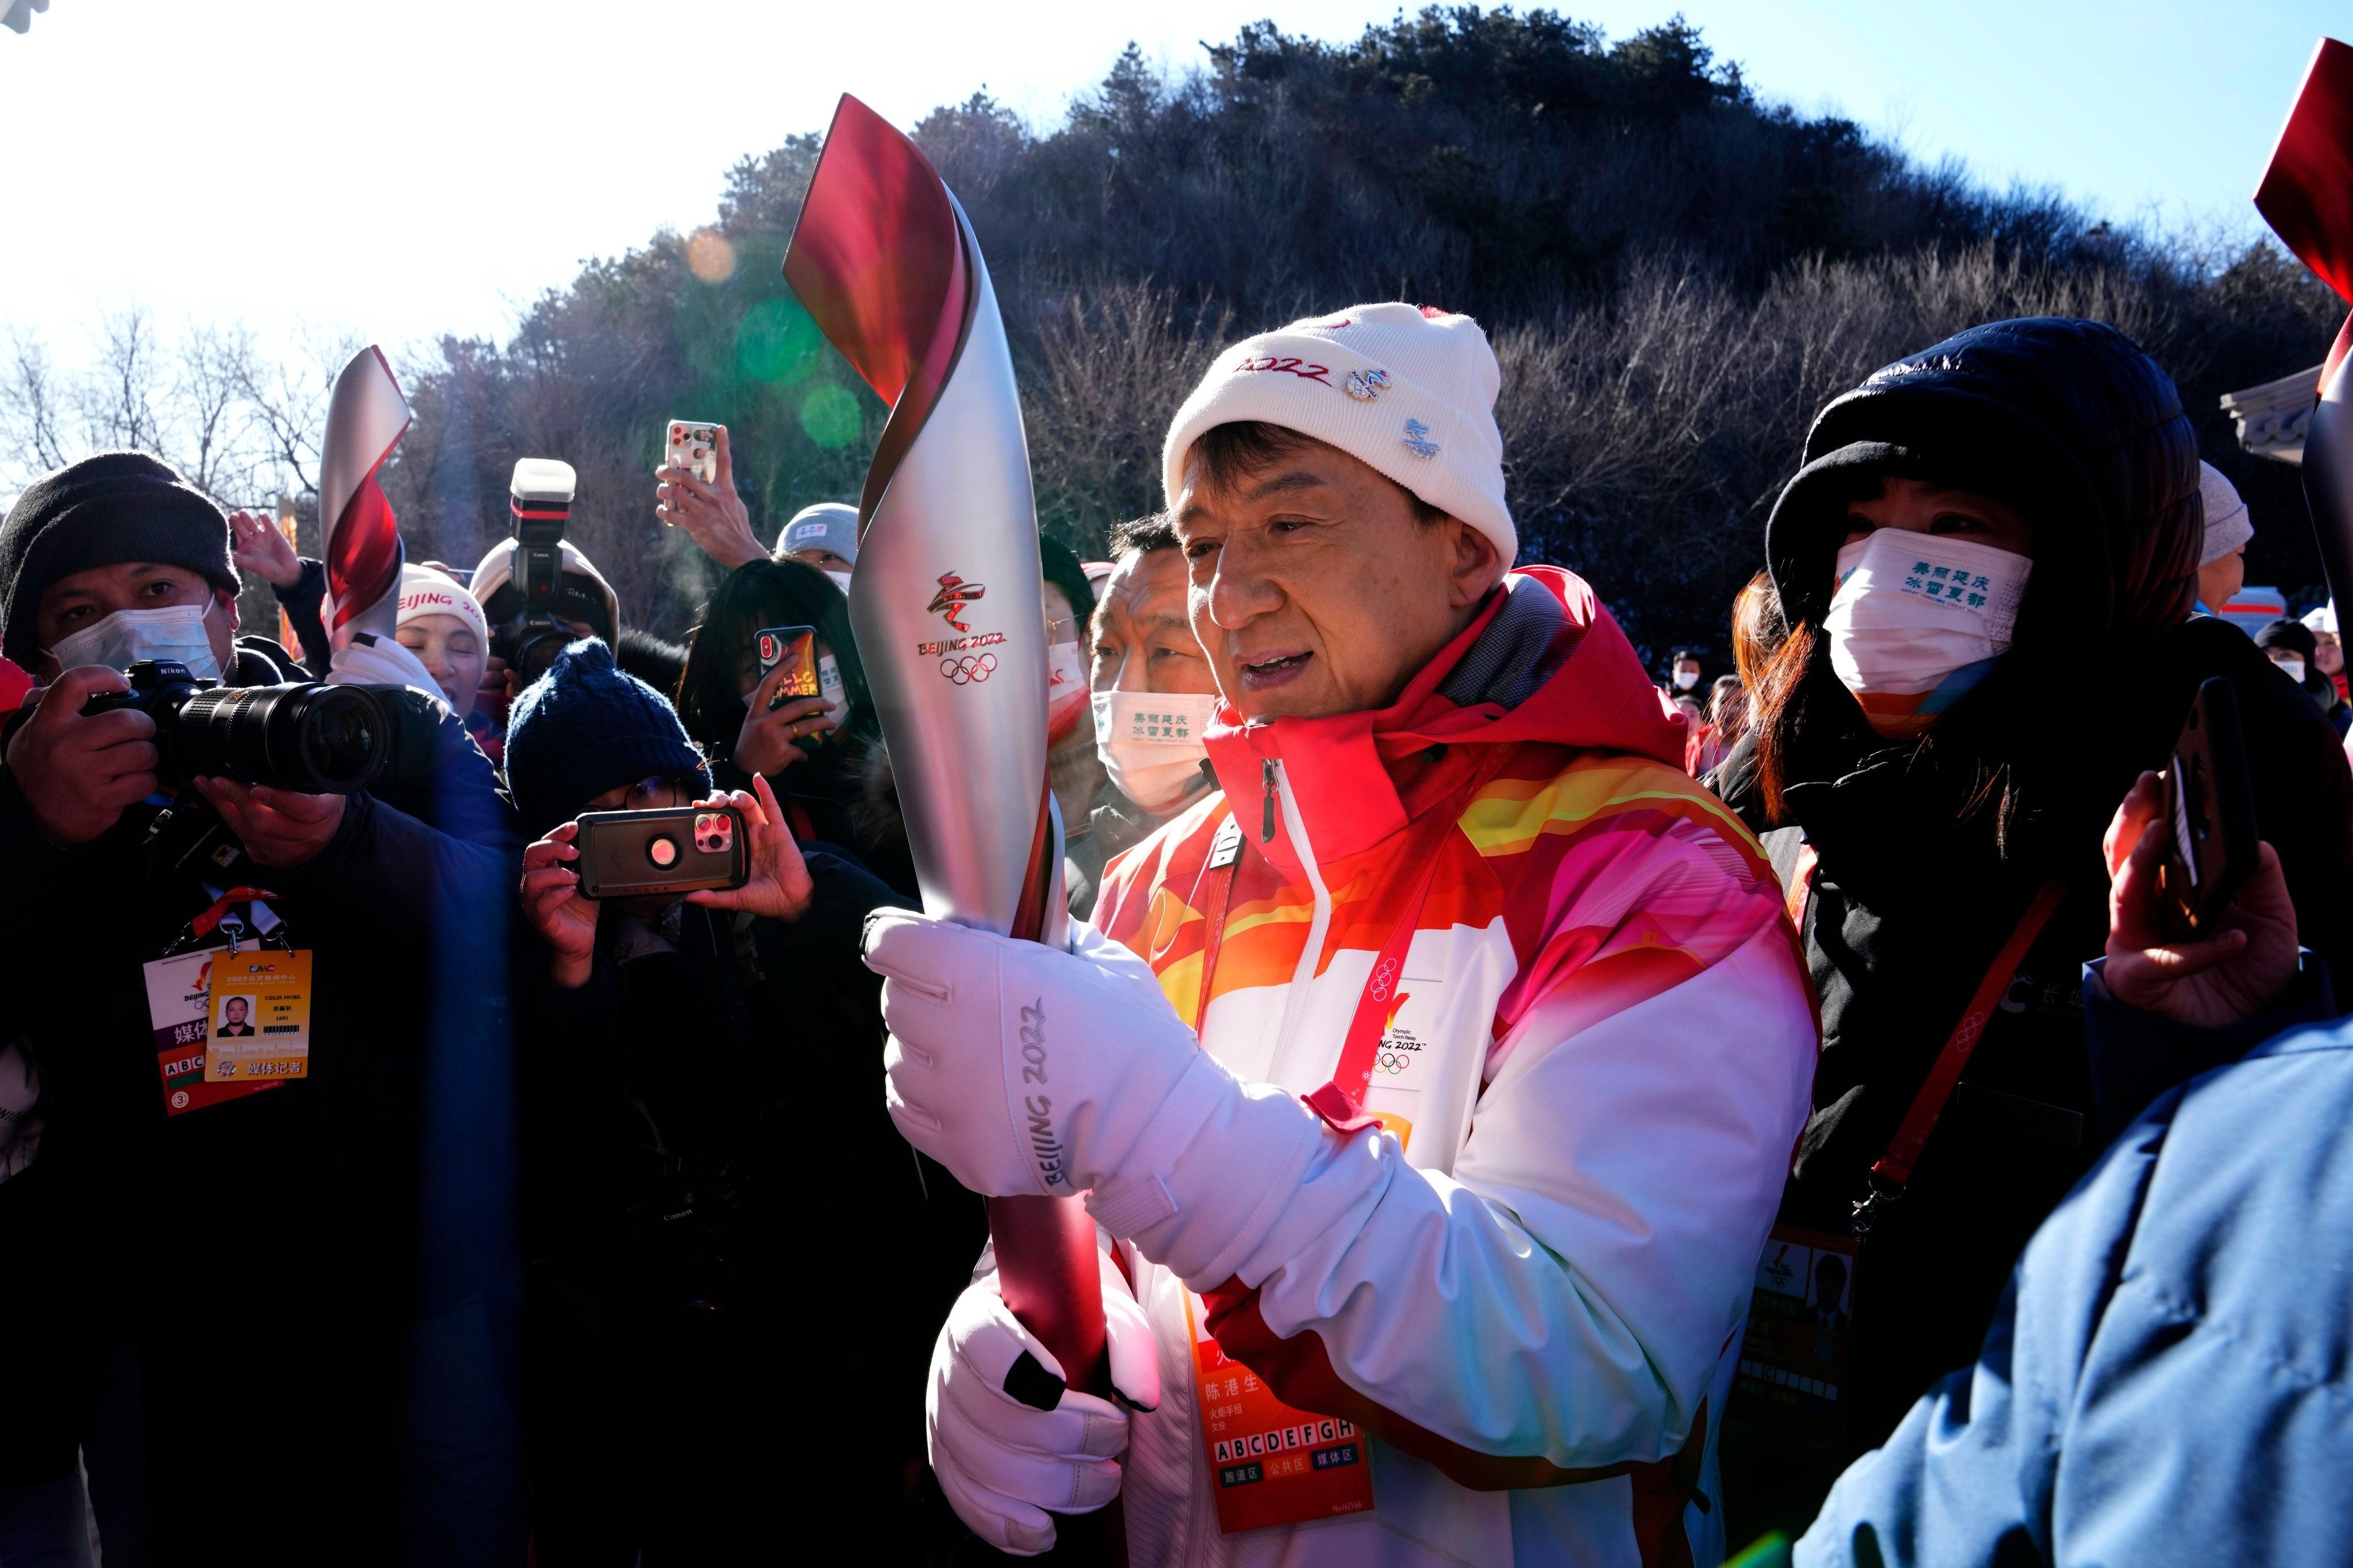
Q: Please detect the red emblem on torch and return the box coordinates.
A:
[928,571,986,634]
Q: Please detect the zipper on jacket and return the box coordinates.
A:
[1270,759,1334,1082]
[1260,759,1277,843]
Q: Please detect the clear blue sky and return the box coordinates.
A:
[0,0,2333,368]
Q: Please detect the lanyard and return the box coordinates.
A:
[1805,870,2069,1232]
[1191,751,1504,1133]
[169,886,284,956]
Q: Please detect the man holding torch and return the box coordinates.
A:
[867,303,1816,1565]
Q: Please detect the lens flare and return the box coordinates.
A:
[735,297,820,385]
[685,226,737,284]
[799,383,862,448]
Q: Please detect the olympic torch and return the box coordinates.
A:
[318,345,412,649]
[783,96,1116,1547]
[2256,38,2353,612]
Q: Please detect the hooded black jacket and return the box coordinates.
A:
[1729,318,2353,1466]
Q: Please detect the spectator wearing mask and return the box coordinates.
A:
[1685,673,1744,778]
[1040,534,1105,879]
[1666,644,1706,720]
[1797,769,2342,1567]
[1716,318,2353,1537]
[774,501,860,595]
[2304,600,2348,702]
[868,304,1814,1565]
[1069,511,1221,916]
[505,639,958,1562]
[2255,616,2350,737]
[672,558,916,896]
[0,452,522,1565]
[2193,459,2254,615]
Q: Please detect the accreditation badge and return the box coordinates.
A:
[1727,1224,1860,1455]
[1182,1291,1376,1534]
[202,949,312,1084]
[141,947,288,1117]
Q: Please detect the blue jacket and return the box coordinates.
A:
[1797,960,2350,1566]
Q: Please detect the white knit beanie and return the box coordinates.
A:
[395,563,489,646]
[2198,461,2253,567]
[1161,303,1516,566]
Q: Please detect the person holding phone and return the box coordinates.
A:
[1713,317,2353,1540]
[1795,767,2339,1567]
[673,558,917,895]
[503,638,963,1561]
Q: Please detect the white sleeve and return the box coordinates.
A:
[1090,924,1814,1476]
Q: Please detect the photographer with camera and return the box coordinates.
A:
[504,638,968,1562]
[0,451,524,1567]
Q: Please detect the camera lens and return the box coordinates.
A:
[171,683,392,795]
[646,835,680,869]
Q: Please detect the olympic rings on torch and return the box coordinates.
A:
[1375,1051,1412,1075]
[940,653,998,685]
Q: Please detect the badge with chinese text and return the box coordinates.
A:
[141,947,286,1117]
[1182,1291,1375,1534]
[203,949,312,1084]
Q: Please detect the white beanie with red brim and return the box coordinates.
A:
[1160,302,1517,566]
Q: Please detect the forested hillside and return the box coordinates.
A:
[375,8,2343,659]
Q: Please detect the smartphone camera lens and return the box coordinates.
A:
[647,835,680,870]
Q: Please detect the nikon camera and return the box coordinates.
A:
[82,659,435,795]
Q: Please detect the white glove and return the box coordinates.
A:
[327,632,448,706]
[930,1247,1161,1556]
[866,910,1210,1198]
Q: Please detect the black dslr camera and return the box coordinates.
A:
[495,457,581,688]
[82,659,426,796]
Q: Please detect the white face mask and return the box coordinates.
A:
[2272,655,2308,686]
[1093,689,1218,814]
[1672,667,1700,691]
[45,601,222,681]
[819,652,848,725]
[824,570,854,596]
[1824,530,2032,737]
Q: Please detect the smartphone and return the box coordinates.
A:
[2158,677,2259,939]
[665,420,723,485]
[574,805,748,900]
[755,625,820,712]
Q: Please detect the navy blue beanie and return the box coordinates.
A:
[0,451,237,665]
[505,638,711,837]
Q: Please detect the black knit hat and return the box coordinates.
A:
[504,638,711,840]
[0,452,237,664]
[2255,617,2318,659]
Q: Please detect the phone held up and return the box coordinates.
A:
[665,420,724,486]
[755,625,820,713]
[2158,676,2259,940]
[574,806,749,901]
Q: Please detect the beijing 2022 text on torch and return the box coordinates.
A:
[781,96,1119,1556]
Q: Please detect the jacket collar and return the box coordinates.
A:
[1202,567,1685,878]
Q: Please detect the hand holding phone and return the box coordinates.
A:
[573,805,750,899]
[2157,678,2258,940]
[2100,680,2299,1029]
[665,420,724,485]
[755,625,821,710]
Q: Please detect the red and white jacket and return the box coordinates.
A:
[1088,569,1816,1566]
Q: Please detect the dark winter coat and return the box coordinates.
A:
[1730,318,2353,1470]
[0,638,516,1476]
